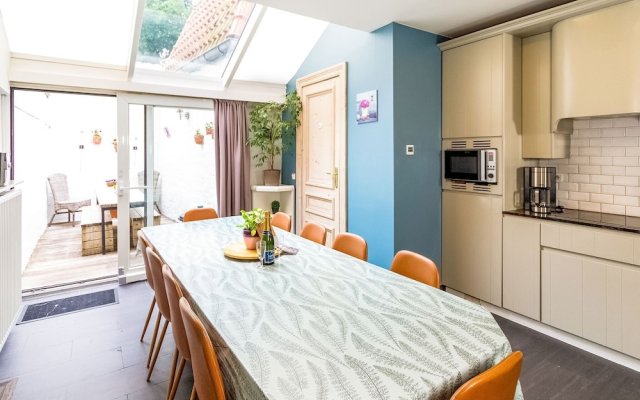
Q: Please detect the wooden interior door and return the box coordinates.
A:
[295,63,346,245]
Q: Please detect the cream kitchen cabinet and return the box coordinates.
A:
[502,216,540,320]
[442,35,506,138]
[541,246,640,358]
[443,191,503,306]
[521,33,569,159]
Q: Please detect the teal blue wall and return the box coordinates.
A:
[285,22,441,268]
[392,24,442,267]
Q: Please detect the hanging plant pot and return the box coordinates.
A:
[205,123,214,136]
[112,139,118,152]
[194,134,204,145]
[92,130,102,145]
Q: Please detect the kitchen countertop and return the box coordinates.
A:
[504,208,640,234]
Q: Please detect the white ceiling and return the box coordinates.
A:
[254,0,575,37]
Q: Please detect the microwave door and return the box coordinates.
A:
[479,150,486,182]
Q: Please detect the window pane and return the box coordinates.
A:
[136,0,255,79]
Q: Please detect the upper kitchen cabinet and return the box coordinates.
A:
[442,34,520,139]
[552,0,640,127]
[522,33,569,159]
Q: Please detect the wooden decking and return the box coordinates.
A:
[22,214,174,292]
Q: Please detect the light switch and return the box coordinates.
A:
[291,173,296,180]
[406,145,415,156]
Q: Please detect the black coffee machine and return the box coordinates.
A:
[521,167,557,214]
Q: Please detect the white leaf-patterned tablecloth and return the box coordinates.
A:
[143,217,523,400]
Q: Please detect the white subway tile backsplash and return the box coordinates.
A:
[614,195,639,206]
[569,174,590,183]
[602,204,625,214]
[602,185,626,195]
[614,176,639,186]
[590,156,613,165]
[558,165,579,174]
[559,199,579,209]
[579,201,601,212]
[627,147,640,156]
[602,166,626,175]
[612,137,639,147]
[590,118,613,128]
[626,167,640,176]
[613,117,639,128]
[579,183,601,193]
[590,175,614,185]
[627,186,640,197]
[602,128,626,137]
[573,119,590,129]
[570,192,590,201]
[626,206,640,217]
[602,147,626,157]
[590,193,613,204]
[545,116,640,216]
[613,156,639,166]
[626,127,640,136]
[579,165,601,174]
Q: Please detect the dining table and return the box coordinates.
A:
[96,187,145,254]
[142,216,524,400]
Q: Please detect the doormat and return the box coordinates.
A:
[0,378,17,400]
[18,289,118,324]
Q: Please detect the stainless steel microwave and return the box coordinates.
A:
[444,148,497,184]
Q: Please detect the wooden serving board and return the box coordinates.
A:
[223,242,259,260]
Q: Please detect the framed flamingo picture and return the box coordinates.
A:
[356,90,378,124]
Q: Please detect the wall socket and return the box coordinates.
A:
[406,145,415,155]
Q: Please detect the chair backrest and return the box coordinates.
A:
[183,208,219,222]
[179,297,226,400]
[271,212,292,232]
[450,351,523,400]
[332,232,368,261]
[390,250,441,289]
[138,170,161,202]
[146,248,171,322]
[47,173,70,203]
[138,231,154,291]
[300,222,327,245]
[162,265,190,360]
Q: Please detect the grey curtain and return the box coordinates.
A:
[214,99,251,217]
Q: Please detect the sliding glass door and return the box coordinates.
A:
[116,94,215,283]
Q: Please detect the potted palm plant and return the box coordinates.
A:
[238,208,265,250]
[248,91,301,186]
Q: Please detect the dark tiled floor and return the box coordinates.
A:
[0,282,193,400]
[3,283,640,399]
[496,314,640,400]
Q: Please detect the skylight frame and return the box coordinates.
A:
[130,1,265,88]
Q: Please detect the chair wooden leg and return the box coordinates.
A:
[140,297,156,342]
[166,349,179,399]
[147,312,162,367]
[48,212,56,227]
[168,357,187,400]
[147,319,169,381]
[190,386,196,400]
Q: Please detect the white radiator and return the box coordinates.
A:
[0,189,21,351]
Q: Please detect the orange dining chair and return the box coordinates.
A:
[146,248,172,381]
[271,212,292,232]
[390,250,441,289]
[183,208,218,222]
[450,351,523,400]
[332,232,368,261]
[180,297,226,400]
[163,265,193,400]
[300,222,327,245]
[138,232,158,349]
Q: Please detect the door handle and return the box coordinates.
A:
[325,168,338,189]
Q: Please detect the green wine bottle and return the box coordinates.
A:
[261,211,275,265]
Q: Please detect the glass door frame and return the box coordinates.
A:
[116,93,214,284]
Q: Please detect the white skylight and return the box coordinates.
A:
[233,8,327,84]
[0,0,137,67]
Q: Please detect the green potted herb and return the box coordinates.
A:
[271,200,280,214]
[205,122,214,136]
[194,129,204,145]
[248,91,302,186]
[238,208,265,250]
